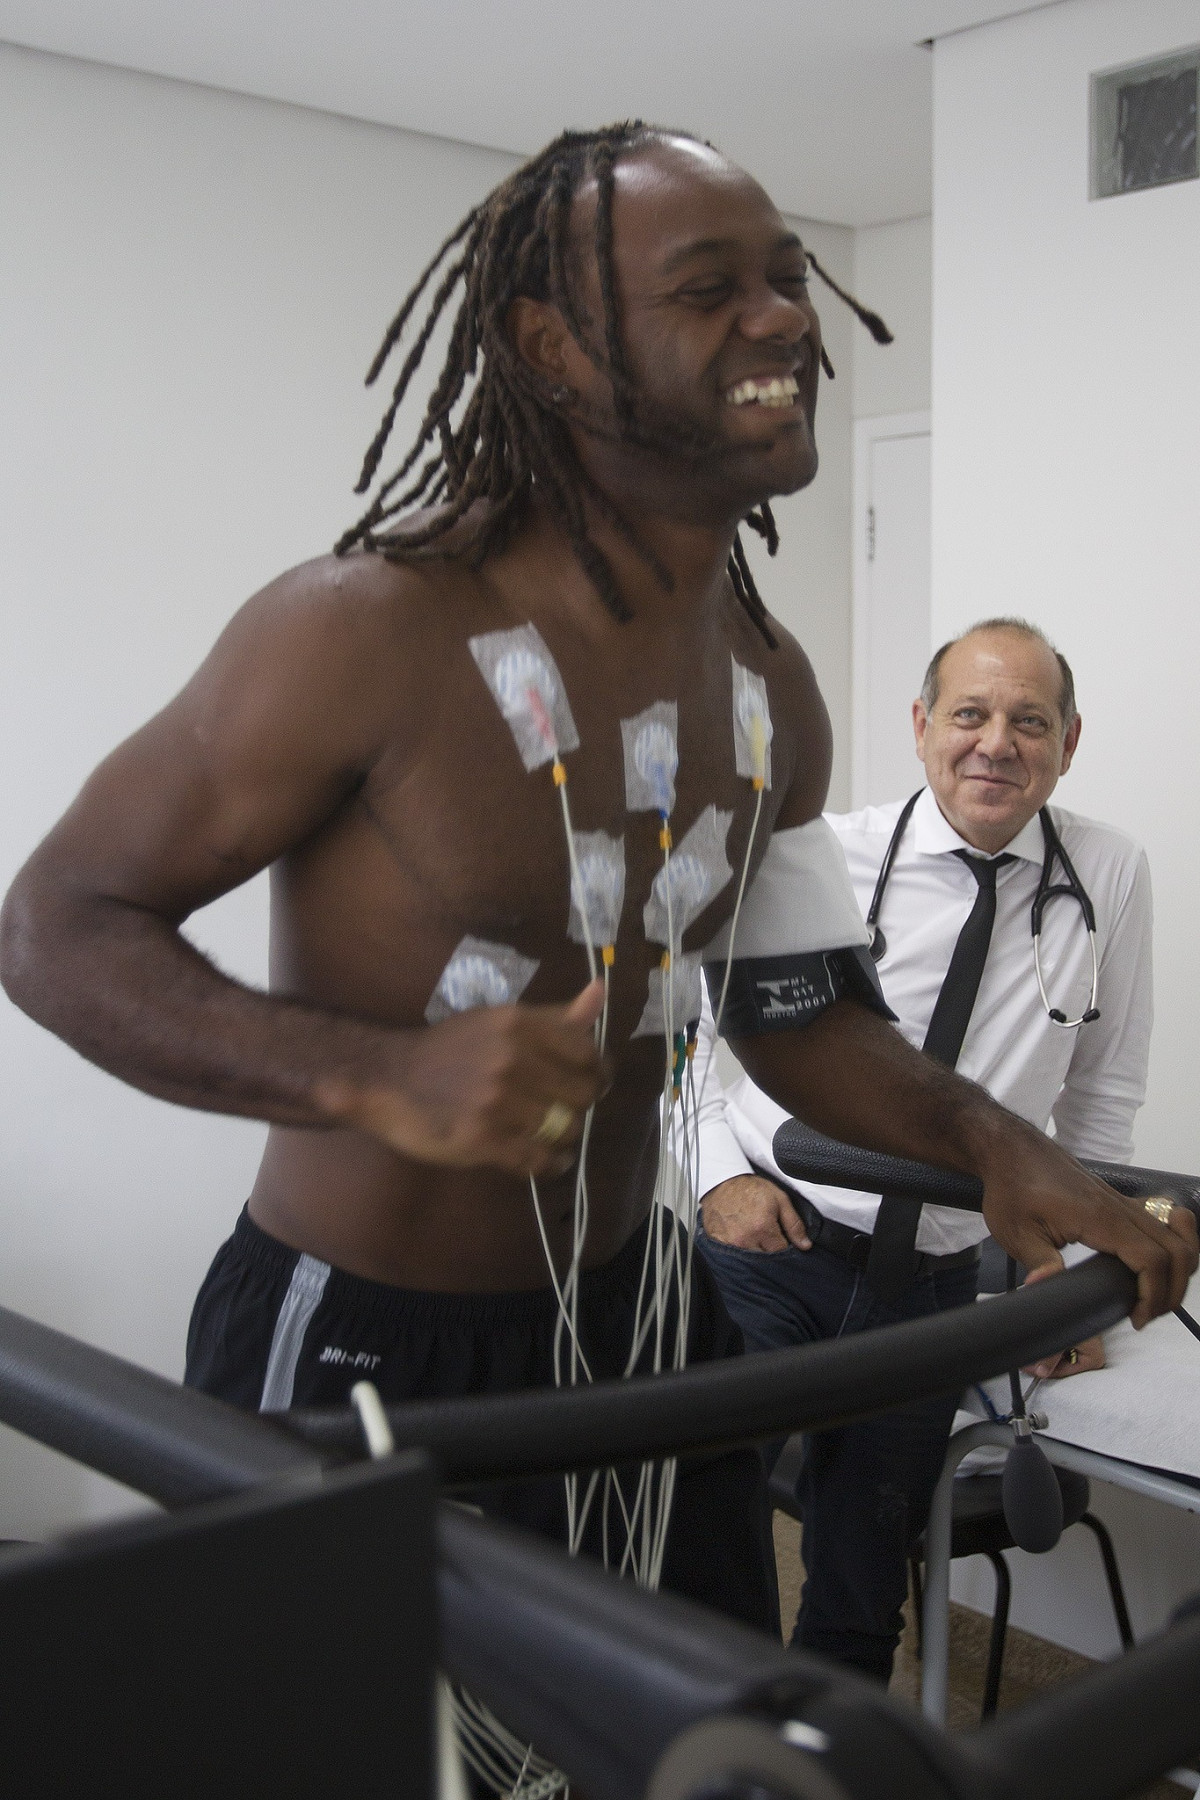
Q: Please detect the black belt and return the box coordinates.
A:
[756,1168,981,1281]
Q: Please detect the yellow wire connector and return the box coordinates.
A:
[552,759,567,787]
[659,824,672,851]
[602,944,616,967]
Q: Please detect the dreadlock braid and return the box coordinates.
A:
[336,123,891,645]
[589,137,640,434]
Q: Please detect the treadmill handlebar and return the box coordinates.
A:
[0,1304,327,1508]
[0,1255,1134,1500]
[0,1300,1197,1800]
[443,1502,1200,1800]
[282,1254,1136,1478]
[772,1122,1200,1223]
[439,1503,970,1800]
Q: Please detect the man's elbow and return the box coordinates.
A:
[0,858,72,1024]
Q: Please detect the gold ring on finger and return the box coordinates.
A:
[1143,1196,1175,1226]
[534,1101,575,1149]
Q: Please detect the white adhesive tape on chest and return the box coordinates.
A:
[731,655,773,791]
[425,936,540,1023]
[643,804,734,950]
[632,952,703,1040]
[568,830,627,949]
[469,624,580,772]
[622,701,679,815]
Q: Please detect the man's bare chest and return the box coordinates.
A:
[349,617,789,1025]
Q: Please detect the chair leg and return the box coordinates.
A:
[1079,1512,1135,1650]
[981,1551,1012,1721]
[910,1556,925,1660]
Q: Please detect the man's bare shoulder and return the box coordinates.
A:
[137,545,494,805]
[234,546,474,654]
[211,547,480,708]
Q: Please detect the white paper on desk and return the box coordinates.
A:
[969,1260,1200,1481]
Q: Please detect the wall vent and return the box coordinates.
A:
[1090,45,1198,199]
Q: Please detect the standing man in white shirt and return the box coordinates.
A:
[694,617,1153,1681]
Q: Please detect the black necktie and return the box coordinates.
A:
[865,850,1016,1304]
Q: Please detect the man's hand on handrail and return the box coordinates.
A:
[970,1123,1196,1329]
[734,998,1198,1330]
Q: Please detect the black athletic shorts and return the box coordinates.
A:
[186,1206,777,1634]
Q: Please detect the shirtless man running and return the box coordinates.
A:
[2,125,1193,1631]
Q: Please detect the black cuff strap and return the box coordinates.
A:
[703,945,896,1038]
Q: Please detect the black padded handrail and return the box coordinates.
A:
[439,1503,969,1800]
[441,1503,837,1799]
[0,1305,1197,1800]
[0,1305,328,1507]
[280,1255,1136,1478]
[772,1121,1200,1222]
[0,1257,1133,1501]
[960,1604,1200,1800]
[446,1499,1200,1800]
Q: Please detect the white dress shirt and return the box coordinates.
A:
[694,789,1153,1255]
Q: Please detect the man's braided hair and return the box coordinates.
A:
[335,122,890,647]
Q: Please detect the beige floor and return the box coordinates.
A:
[773,1513,1194,1800]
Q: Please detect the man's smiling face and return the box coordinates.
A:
[914,628,1082,854]
[565,134,822,514]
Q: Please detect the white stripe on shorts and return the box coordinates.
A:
[259,1252,331,1412]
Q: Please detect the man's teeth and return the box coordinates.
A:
[726,375,800,408]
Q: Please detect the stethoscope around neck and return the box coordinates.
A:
[864,789,1101,1030]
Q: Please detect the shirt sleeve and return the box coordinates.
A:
[691,987,755,1196]
[1051,847,1153,1164]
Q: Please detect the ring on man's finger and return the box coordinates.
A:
[534,1101,575,1148]
[1143,1196,1175,1226]
[1066,1346,1080,1366]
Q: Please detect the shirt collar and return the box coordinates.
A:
[911,786,1046,865]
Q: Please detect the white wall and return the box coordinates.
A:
[0,43,855,1536]
[933,0,1200,1175]
[933,0,1200,1651]
[853,214,933,422]
[0,44,525,1536]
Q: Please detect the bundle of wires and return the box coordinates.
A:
[460,728,766,1798]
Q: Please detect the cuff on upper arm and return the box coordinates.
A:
[701,818,894,1036]
[703,944,895,1037]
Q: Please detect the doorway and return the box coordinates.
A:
[851,412,931,809]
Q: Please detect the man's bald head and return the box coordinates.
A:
[913,618,1082,854]
[922,619,1077,730]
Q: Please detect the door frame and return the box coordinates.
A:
[851,410,931,809]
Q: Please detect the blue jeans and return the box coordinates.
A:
[696,1221,978,1681]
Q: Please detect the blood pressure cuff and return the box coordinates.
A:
[703,943,892,1036]
[702,817,896,1037]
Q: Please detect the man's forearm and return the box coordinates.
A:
[1,873,607,1178]
[728,1001,1196,1325]
[0,882,399,1127]
[730,998,1041,1182]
